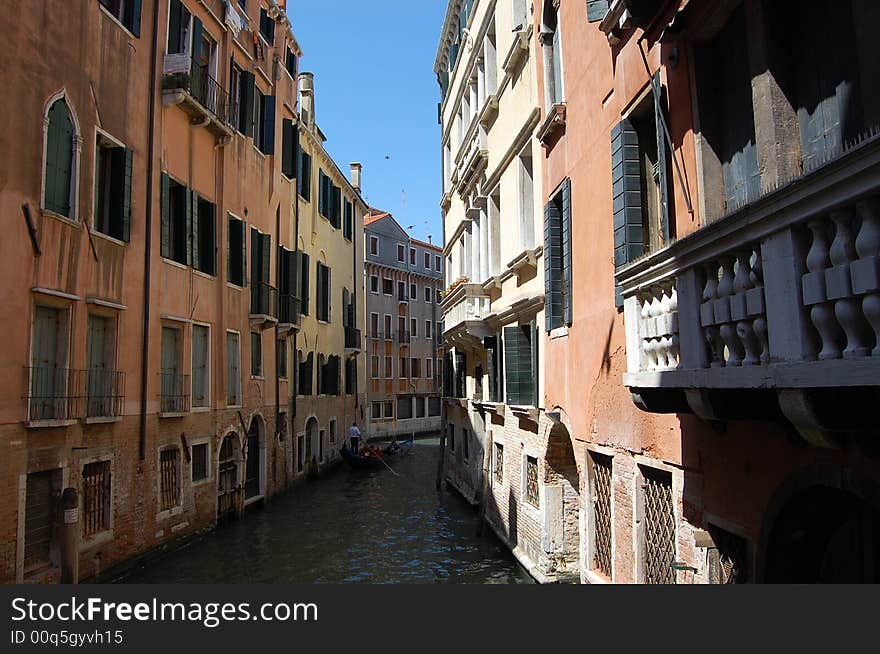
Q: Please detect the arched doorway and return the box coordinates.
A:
[217,432,242,520]
[245,415,266,501]
[764,486,880,582]
[544,424,581,577]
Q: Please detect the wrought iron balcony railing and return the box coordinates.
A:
[250,281,278,320]
[24,367,125,423]
[162,58,237,130]
[159,372,190,415]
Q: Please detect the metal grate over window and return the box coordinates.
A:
[82,461,110,538]
[591,452,613,577]
[525,456,539,507]
[642,466,675,584]
[160,449,181,512]
[494,442,504,484]
[708,524,749,584]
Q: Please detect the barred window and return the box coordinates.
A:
[590,452,613,577]
[707,524,749,584]
[642,466,675,584]
[525,456,539,507]
[82,461,111,538]
[494,442,504,484]
[159,449,181,511]
[192,443,209,482]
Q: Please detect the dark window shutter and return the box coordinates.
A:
[167,0,183,54]
[281,119,295,178]
[45,101,74,216]
[587,0,610,22]
[190,17,203,76]
[262,96,276,155]
[611,119,644,307]
[250,227,259,285]
[504,325,534,406]
[561,178,573,326]
[160,172,171,258]
[503,326,521,405]
[653,73,670,245]
[185,188,194,266]
[261,233,271,284]
[240,219,247,287]
[227,214,234,283]
[315,262,323,320]
[121,148,133,242]
[326,266,332,322]
[300,252,310,315]
[129,0,142,36]
[190,191,200,270]
[240,71,255,137]
[484,336,498,402]
[544,200,562,331]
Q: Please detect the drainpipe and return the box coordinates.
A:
[275,204,281,441]
[292,123,300,418]
[139,0,161,460]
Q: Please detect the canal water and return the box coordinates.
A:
[119,437,533,584]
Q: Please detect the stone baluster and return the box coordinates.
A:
[717,256,744,366]
[805,218,843,359]
[749,247,770,363]
[701,264,724,367]
[640,294,657,371]
[668,287,680,368]
[829,209,870,358]
[650,291,666,369]
[733,250,761,366]
[854,199,880,355]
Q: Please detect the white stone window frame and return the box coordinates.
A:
[78,451,116,550]
[583,443,617,585]
[40,89,83,226]
[91,126,129,246]
[520,447,543,519]
[156,445,184,521]
[189,437,213,487]
[370,235,379,257]
[632,455,683,585]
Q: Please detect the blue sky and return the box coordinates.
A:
[287,1,448,246]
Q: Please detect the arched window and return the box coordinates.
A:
[44,99,76,218]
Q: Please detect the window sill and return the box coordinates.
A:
[25,419,77,429]
[193,269,217,281]
[250,375,265,381]
[156,505,184,521]
[191,406,212,413]
[549,326,569,340]
[97,5,139,39]
[192,477,212,487]
[91,230,127,247]
[226,282,245,291]
[583,569,611,585]
[42,208,79,228]
[158,411,188,419]
[82,416,122,425]
[161,257,189,271]
[226,403,242,410]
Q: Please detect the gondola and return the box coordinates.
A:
[382,436,414,457]
[340,444,387,470]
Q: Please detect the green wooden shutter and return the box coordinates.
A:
[250,227,259,285]
[190,190,200,271]
[240,71,255,137]
[190,16,203,75]
[240,219,247,287]
[45,101,73,216]
[315,262,323,321]
[503,326,520,405]
[160,172,171,258]
[653,73,670,245]
[544,200,562,331]
[484,336,497,402]
[326,266,332,322]
[504,325,534,406]
[261,233,271,285]
[611,119,644,307]
[129,0,142,36]
[561,178,573,326]
[262,96,276,155]
[281,119,295,178]
[121,148,133,242]
[300,252,310,315]
[587,0,610,22]
[185,188,194,266]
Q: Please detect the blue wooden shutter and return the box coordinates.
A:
[611,119,644,307]
[561,178,573,326]
[587,0,610,22]
[653,73,670,244]
[262,96,276,155]
[121,148,133,242]
[544,200,562,330]
[129,0,142,36]
[190,190,200,270]
[503,326,523,406]
[240,219,247,287]
[160,172,171,258]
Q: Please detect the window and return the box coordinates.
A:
[99,0,142,35]
[504,322,537,407]
[371,401,381,420]
[277,337,288,378]
[370,236,379,256]
[525,455,539,507]
[285,47,297,78]
[518,144,535,250]
[384,314,392,339]
[397,244,405,262]
[192,195,216,275]
[416,397,426,418]
[425,286,432,303]
[370,275,379,294]
[641,466,675,584]
[192,443,209,482]
[82,460,111,538]
[398,316,407,342]
[590,452,613,578]
[426,358,434,379]
[370,355,379,379]
[85,313,118,419]
[411,318,418,338]
[397,396,413,419]
[425,321,433,339]
[320,354,340,395]
[462,429,470,460]
[24,470,60,571]
[281,118,297,179]
[545,178,572,327]
[485,335,504,403]
[345,357,357,395]
[250,228,271,313]
[316,262,331,322]
[192,324,209,408]
[298,351,314,395]
[435,255,441,272]
[166,0,191,55]
[226,332,241,405]
[541,3,564,106]
[93,132,132,241]
[410,283,417,300]
[228,215,247,286]
[409,247,416,265]
[384,355,393,379]
[436,289,442,304]
[397,280,407,301]
[254,88,275,155]
[160,326,187,413]
[494,442,503,484]
[329,419,337,443]
[159,448,181,511]
[411,357,421,379]
[370,313,379,338]
[447,424,455,451]
[298,147,312,200]
[383,401,394,418]
[318,170,341,227]
[383,278,393,296]
[299,251,310,316]
[399,356,408,378]
[160,174,189,265]
[454,351,466,399]
[259,6,275,44]
[343,199,353,241]
[428,396,441,417]
[424,252,431,269]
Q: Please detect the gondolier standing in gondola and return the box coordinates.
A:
[348,422,362,454]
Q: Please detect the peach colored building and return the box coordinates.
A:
[0,0,366,584]
[537,0,880,583]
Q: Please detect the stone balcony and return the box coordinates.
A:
[616,134,880,447]
[442,282,492,348]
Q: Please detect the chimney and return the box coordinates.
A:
[427,234,433,244]
[298,72,315,129]
[350,163,363,192]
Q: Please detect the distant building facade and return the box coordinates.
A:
[364,212,444,439]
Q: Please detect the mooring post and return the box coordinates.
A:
[60,488,79,584]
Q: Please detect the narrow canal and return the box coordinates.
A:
[118,437,532,584]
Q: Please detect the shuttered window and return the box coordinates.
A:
[611,119,644,307]
[227,215,247,286]
[192,195,216,275]
[166,0,190,55]
[159,449,181,511]
[484,335,503,402]
[44,99,75,218]
[249,228,271,285]
[259,6,275,44]
[160,174,189,265]
[191,443,209,482]
[299,251,310,316]
[503,322,537,407]
[454,351,466,399]
[250,331,262,377]
[316,262,331,322]
[298,351,313,395]
[226,332,241,406]
[397,396,413,419]
[343,199,353,241]
[345,356,357,395]
[298,147,312,200]
[238,70,255,136]
[254,91,275,155]
[82,461,111,538]
[544,178,572,330]
[99,0,143,36]
[281,118,297,179]
[94,134,133,241]
[277,338,288,378]
[192,324,209,408]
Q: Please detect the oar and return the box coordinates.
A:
[375,451,401,477]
